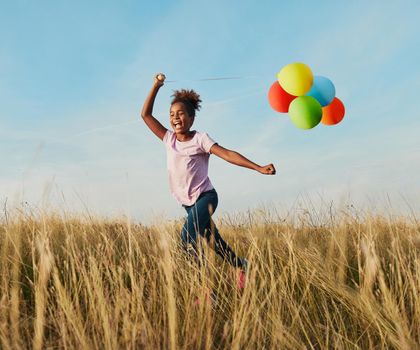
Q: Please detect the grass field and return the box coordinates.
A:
[0,205,419,349]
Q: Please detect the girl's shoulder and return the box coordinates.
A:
[195,131,217,153]
[163,129,175,143]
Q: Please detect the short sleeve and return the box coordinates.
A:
[200,132,217,153]
[163,130,174,145]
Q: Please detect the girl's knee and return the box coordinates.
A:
[207,203,215,215]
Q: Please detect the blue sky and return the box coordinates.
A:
[1,0,419,222]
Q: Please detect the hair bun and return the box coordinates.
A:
[171,89,202,116]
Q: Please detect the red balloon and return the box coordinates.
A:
[321,97,345,125]
[268,81,296,113]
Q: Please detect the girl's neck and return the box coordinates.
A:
[176,130,195,142]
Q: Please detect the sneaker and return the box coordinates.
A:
[237,258,249,290]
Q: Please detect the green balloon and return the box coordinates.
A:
[288,96,322,130]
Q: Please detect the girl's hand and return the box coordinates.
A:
[258,164,276,175]
[154,73,166,88]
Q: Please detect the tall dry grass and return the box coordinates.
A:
[0,205,419,349]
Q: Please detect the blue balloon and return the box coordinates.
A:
[306,76,335,107]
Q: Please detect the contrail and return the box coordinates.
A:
[49,75,270,143]
[45,120,137,145]
[62,120,137,139]
[165,75,264,83]
[206,89,266,107]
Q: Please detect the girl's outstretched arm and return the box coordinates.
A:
[210,144,276,175]
[141,74,167,140]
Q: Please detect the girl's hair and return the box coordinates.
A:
[171,89,202,117]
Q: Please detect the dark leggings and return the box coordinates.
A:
[181,189,244,268]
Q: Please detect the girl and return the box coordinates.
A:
[141,73,276,289]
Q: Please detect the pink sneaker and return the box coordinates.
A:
[237,259,248,290]
[237,269,247,289]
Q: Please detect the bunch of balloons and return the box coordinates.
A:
[268,62,345,130]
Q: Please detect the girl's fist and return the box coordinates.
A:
[154,73,166,87]
[259,164,276,175]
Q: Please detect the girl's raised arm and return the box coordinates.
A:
[141,74,168,141]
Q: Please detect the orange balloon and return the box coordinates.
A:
[321,97,345,125]
[268,81,296,113]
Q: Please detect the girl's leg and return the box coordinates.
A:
[181,190,245,268]
[180,206,201,262]
[203,220,245,268]
[180,190,218,254]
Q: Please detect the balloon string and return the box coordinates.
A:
[165,75,263,83]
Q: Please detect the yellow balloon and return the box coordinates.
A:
[277,62,313,96]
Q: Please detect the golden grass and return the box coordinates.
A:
[0,206,419,349]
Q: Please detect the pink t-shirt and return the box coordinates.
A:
[163,130,217,206]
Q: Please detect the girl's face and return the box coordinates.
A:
[169,102,194,134]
